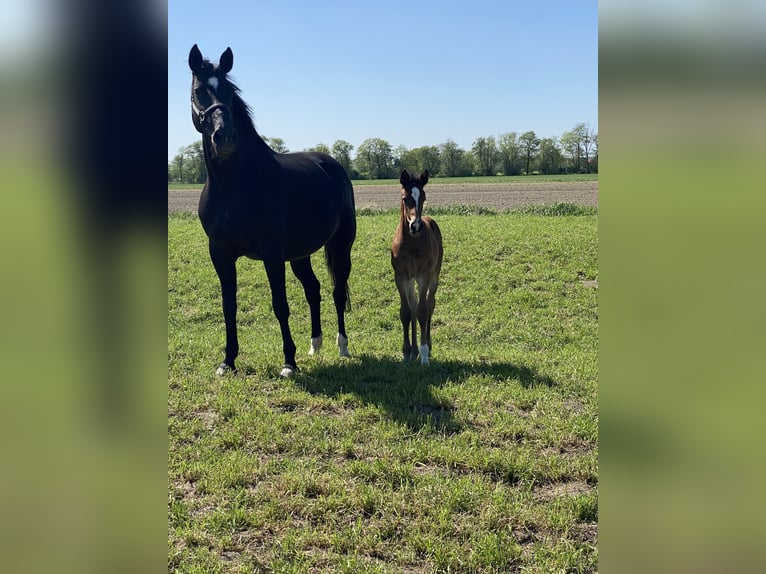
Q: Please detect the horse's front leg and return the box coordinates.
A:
[290,258,322,355]
[210,244,238,375]
[263,257,298,378]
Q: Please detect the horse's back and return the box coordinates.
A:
[275,151,355,258]
[278,152,353,201]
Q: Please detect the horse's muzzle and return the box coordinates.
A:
[409,220,422,235]
[211,128,237,159]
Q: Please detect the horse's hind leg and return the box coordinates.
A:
[325,235,354,357]
[290,257,323,355]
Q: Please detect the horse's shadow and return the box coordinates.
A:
[297,354,556,434]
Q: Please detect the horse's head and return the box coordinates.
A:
[399,169,429,235]
[188,44,238,160]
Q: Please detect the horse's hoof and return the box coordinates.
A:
[309,335,323,355]
[419,345,430,366]
[215,363,233,376]
[337,333,350,357]
[280,364,297,378]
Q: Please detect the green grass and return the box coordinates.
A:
[168,183,205,190]
[168,173,597,191]
[168,207,598,573]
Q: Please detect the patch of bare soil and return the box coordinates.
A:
[534,479,594,501]
[168,181,598,213]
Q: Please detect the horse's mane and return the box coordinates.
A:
[225,77,276,154]
[227,81,253,131]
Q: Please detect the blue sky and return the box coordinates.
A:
[168,1,597,160]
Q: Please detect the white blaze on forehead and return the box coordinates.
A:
[207,77,219,92]
[411,187,421,209]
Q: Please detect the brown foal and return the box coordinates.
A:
[390,169,444,364]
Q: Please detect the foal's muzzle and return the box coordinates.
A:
[409,219,422,234]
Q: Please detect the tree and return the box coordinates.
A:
[168,142,206,184]
[264,136,289,153]
[354,138,394,180]
[331,140,354,177]
[183,141,206,184]
[590,134,598,173]
[307,143,331,155]
[439,139,469,177]
[471,136,499,176]
[519,131,540,175]
[393,145,408,174]
[169,150,184,182]
[498,132,522,175]
[581,124,597,174]
[558,123,597,174]
[537,137,563,174]
[400,145,440,175]
[559,128,581,173]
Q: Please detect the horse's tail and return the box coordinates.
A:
[324,161,356,313]
[324,239,352,312]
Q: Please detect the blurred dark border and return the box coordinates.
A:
[0,2,167,573]
[600,4,766,573]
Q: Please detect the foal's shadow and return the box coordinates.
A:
[298,355,556,433]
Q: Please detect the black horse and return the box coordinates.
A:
[188,45,356,378]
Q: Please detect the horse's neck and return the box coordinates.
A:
[202,132,274,187]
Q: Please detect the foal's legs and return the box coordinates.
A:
[210,243,239,375]
[290,257,323,355]
[396,276,419,362]
[417,275,439,365]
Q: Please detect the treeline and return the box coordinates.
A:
[168,123,597,184]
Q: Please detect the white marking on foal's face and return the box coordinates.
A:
[207,77,219,92]
[411,186,421,210]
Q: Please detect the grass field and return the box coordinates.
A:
[168,173,597,191]
[168,206,598,573]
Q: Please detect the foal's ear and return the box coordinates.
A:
[219,47,234,74]
[188,44,203,73]
[400,170,410,186]
[420,170,429,185]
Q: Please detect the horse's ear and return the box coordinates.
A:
[219,47,234,74]
[189,44,203,73]
[420,170,429,185]
[400,170,410,186]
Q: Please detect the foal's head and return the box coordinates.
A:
[188,44,239,160]
[399,169,429,235]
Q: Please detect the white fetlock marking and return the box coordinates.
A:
[280,365,296,379]
[419,345,430,365]
[215,364,231,377]
[337,333,350,357]
[309,335,323,355]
